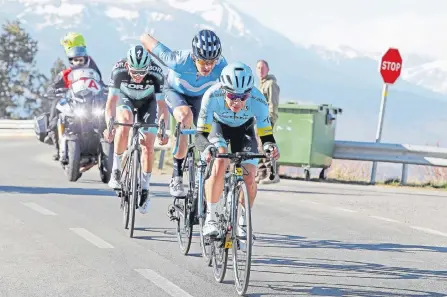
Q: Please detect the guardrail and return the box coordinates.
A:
[333,140,447,185]
[3,120,446,183]
[0,120,171,169]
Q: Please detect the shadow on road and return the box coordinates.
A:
[243,232,447,296]
[247,281,446,296]
[0,185,171,198]
[257,188,363,196]
[255,232,447,254]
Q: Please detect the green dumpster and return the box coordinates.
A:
[274,102,342,180]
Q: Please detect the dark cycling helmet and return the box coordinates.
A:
[192,29,222,61]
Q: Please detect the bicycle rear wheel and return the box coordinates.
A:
[232,181,252,296]
[128,149,140,238]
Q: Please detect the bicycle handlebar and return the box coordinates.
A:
[215,151,278,181]
[107,118,167,140]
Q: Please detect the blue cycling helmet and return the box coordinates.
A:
[192,29,222,61]
[66,46,88,59]
[219,62,254,94]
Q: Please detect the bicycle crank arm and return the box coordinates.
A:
[167,205,180,221]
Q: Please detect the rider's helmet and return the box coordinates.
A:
[66,46,89,67]
[126,45,151,75]
[219,62,254,94]
[61,32,86,53]
[191,29,222,61]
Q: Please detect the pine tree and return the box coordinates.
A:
[0,19,47,118]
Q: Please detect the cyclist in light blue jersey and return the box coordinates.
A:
[140,29,228,197]
[195,62,280,237]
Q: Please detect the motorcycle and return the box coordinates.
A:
[35,66,113,183]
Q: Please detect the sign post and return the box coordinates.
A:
[370,47,403,184]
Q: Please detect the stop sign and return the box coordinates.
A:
[380,48,402,84]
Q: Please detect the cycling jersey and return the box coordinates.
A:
[196,82,273,137]
[108,58,164,101]
[151,41,227,97]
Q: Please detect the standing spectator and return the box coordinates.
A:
[255,59,280,184]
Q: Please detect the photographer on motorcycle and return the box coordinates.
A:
[44,45,106,161]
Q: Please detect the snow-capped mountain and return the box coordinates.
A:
[1,0,447,148]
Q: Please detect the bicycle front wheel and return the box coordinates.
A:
[232,180,252,296]
[176,151,194,255]
[128,149,140,238]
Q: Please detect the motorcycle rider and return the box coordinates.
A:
[104,45,169,214]
[45,45,105,160]
[44,32,105,160]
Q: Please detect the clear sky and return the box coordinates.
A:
[227,0,447,60]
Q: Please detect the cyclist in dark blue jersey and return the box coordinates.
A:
[140,29,227,197]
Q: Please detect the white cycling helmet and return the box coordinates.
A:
[219,62,254,94]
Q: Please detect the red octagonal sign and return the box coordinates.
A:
[380,48,403,84]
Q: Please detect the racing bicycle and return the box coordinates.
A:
[209,151,277,296]
[109,108,166,238]
[167,122,213,264]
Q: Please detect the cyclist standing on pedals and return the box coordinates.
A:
[104,45,169,214]
[140,29,228,198]
[194,62,280,237]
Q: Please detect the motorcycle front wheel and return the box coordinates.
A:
[66,139,81,182]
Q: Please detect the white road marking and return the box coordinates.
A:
[410,226,447,238]
[69,228,114,248]
[22,202,57,215]
[135,269,194,297]
[335,207,356,213]
[306,201,321,205]
[370,215,400,223]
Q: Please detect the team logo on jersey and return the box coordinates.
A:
[113,61,126,69]
[122,82,154,90]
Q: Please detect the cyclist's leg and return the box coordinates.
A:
[164,88,194,197]
[203,120,230,236]
[239,119,259,206]
[136,99,158,214]
[230,118,258,237]
[108,96,134,189]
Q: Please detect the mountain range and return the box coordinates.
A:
[1,0,447,180]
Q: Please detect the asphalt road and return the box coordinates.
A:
[1,136,447,296]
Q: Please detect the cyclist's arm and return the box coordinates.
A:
[104,67,123,125]
[195,89,216,152]
[152,66,168,125]
[140,33,182,70]
[253,89,277,145]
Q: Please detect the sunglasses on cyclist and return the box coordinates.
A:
[225,91,250,101]
[194,58,218,66]
[129,68,148,76]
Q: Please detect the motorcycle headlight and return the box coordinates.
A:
[74,107,86,117]
[93,108,104,117]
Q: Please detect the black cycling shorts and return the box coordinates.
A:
[117,96,157,133]
[208,117,259,166]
